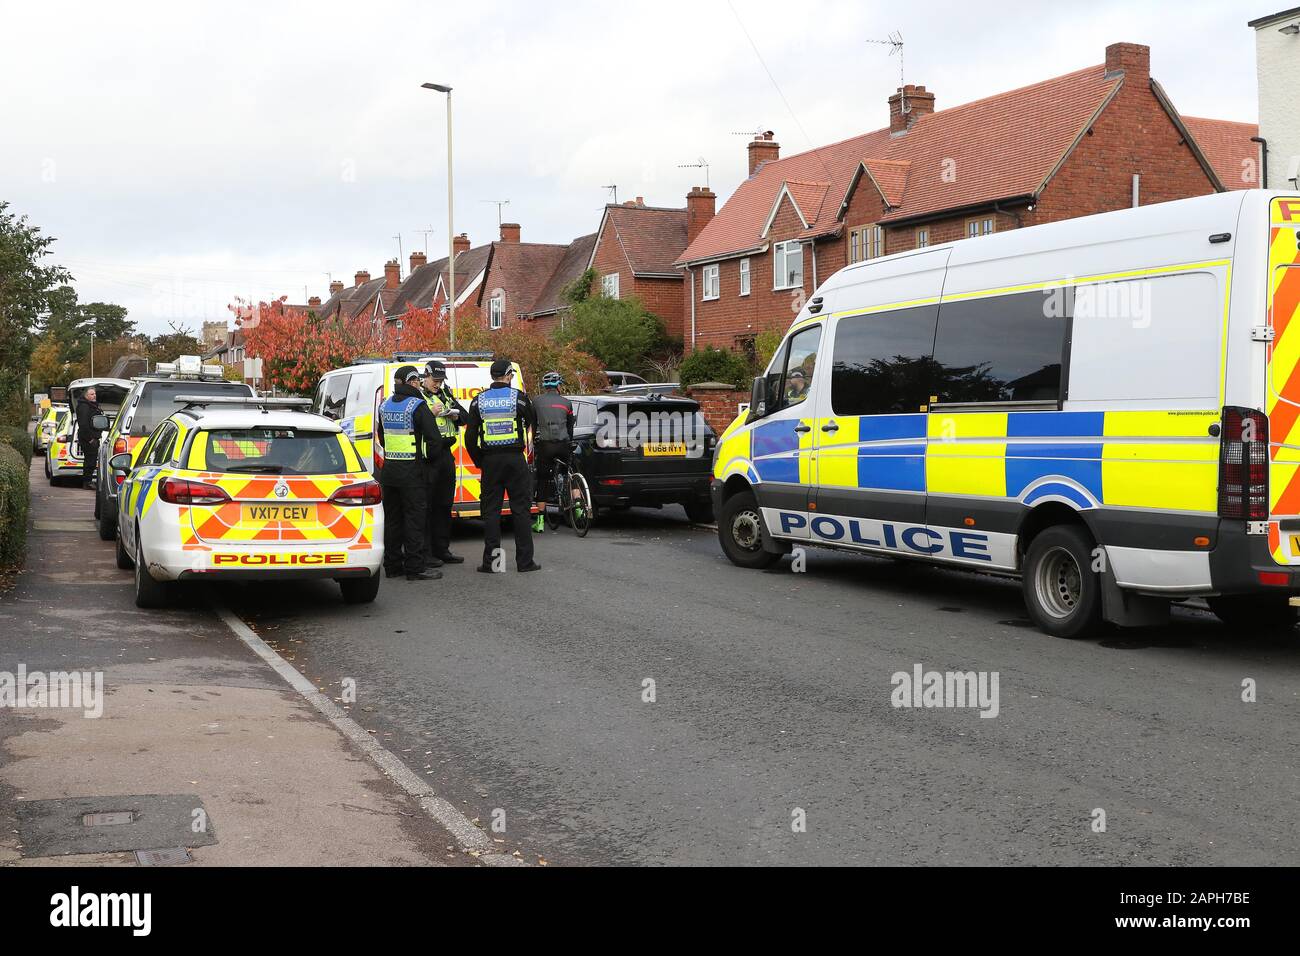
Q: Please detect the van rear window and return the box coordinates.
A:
[131,381,252,436]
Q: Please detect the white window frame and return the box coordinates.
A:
[602,272,620,299]
[916,227,930,248]
[702,264,720,301]
[773,240,804,290]
[966,217,995,239]
[739,258,750,297]
[489,295,504,329]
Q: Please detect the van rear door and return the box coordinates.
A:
[1265,197,1300,562]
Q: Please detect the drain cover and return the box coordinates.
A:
[16,795,216,857]
[135,847,193,866]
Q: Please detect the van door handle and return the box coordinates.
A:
[821,423,839,433]
[794,424,811,433]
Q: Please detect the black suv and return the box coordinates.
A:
[569,394,716,523]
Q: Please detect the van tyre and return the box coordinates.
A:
[97,498,116,541]
[339,573,381,605]
[718,489,780,570]
[1022,525,1103,639]
[1206,595,1298,633]
[115,525,133,570]
[133,530,169,609]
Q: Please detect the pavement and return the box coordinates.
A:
[0,455,484,866]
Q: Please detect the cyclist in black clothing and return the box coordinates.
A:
[532,371,575,531]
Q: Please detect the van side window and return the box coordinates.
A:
[318,374,350,421]
[766,325,821,412]
[830,305,940,415]
[931,290,1067,404]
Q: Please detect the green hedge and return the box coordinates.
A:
[0,425,34,468]
[678,346,752,390]
[0,443,29,566]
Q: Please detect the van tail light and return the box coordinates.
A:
[114,473,126,487]
[158,477,230,506]
[1218,407,1269,520]
[113,437,128,456]
[329,480,382,506]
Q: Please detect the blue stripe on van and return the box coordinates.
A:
[858,413,927,441]
[1006,411,1105,438]
[1022,481,1096,510]
[755,456,800,484]
[1006,458,1103,501]
[858,451,925,492]
[752,420,799,457]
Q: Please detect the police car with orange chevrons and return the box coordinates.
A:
[112,394,383,608]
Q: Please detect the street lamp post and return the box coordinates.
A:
[421,82,455,348]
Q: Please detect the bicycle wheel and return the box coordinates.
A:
[571,472,593,537]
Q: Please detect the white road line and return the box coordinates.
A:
[211,600,527,867]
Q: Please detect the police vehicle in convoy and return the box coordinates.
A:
[112,395,383,608]
[94,356,254,540]
[34,400,67,453]
[315,353,538,520]
[712,191,1300,637]
[45,377,132,485]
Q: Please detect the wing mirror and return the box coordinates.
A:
[108,453,132,471]
[91,413,109,431]
[748,376,767,422]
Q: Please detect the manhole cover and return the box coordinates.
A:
[136,847,193,866]
[16,795,216,857]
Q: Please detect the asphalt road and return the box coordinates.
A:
[214,505,1300,866]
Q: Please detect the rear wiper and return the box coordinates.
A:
[226,464,283,473]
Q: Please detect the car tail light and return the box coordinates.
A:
[330,480,382,506]
[599,478,624,486]
[1218,407,1268,520]
[113,437,128,455]
[158,477,230,505]
[114,473,125,487]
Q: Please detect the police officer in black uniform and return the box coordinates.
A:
[375,365,443,581]
[465,359,539,573]
[419,360,468,567]
[76,386,105,489]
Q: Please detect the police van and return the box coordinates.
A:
[712,191,1300,637]
[315,353,536,519]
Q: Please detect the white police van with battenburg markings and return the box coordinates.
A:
[712,190,1300,638]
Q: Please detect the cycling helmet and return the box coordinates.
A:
[541,371,563,389]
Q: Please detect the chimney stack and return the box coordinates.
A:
[329,280,344,295]
[747,131,780,176]
[888,85,936,134]
[686,186,716,245]
[308,295,321,308]
[1104,42,1150,81]
[410,250,428,273]
[354,270,371,288]
[499,222,521,243]
[384,259,401,289]
[453,233,471,256]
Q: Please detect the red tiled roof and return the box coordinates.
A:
[523,233,598,317]
[679,63,1124,264]
[1182,116,1260,191]
[602,204,689,275]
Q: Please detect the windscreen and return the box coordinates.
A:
[131,381,251,436]
[199,428,350,475]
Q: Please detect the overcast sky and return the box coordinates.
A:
[0,0,1267,335]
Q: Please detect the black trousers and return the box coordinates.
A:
[533,439,570,502]
[479,452,534,569]
[81,438,99,485]
[423,450,456,562]
[382,482,427,575]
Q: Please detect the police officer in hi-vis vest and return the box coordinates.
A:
[375,365,445,581]
[419,360,468,567]
[465,359,539,573]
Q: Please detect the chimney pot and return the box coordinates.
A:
[453,233,471,256]
[308,296,321,308]
[888,85,936,134]
[499,222,521,243]
[329,280,344,295]
[410,250,428,273]
[354,270,371,287]
[384,259,401,289]
[747,132,780,176]
[1104,42,1150,81]
[686,186,717,246]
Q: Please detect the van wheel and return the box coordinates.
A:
[1206,595,1298,633]
[1022,525,1102,638]
[133,530,169,609]
[98,498,117,541]
[44,455,52,480]
[115,526,133,570]
[339,573,380,604]
[718,489,780,570]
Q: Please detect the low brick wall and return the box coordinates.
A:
[685,382,750,436]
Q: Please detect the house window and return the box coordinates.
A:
[739,258,750,296]
[489,295,504,329]
[966,217,995,239]
[849,226,883,263]
[602,273,620,299]
[916,227,930,248]
[702,264,720,301]
[773,241,803,290]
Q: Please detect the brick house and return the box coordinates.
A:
[675,41,1260,352]
[582,191,714,342]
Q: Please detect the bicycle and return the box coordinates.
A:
[541,447,593,537]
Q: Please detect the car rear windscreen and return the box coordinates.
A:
[200,428,350,475]
[131,381,251,435]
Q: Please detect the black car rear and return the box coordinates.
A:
[572,395,716,522]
